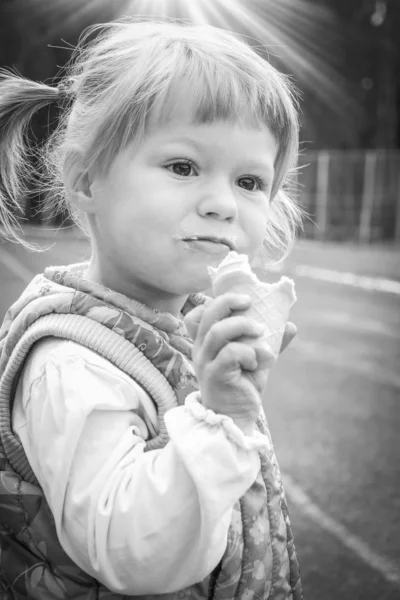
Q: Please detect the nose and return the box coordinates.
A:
[197,183,239,222]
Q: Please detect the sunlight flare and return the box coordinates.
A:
[23,0,353,113]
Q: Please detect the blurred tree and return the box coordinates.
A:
[312,0,400,148]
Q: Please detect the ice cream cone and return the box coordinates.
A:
[208,252,296,356]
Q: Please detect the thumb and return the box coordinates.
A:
[279,321,297,354]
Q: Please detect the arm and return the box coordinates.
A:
[13,339,266,595]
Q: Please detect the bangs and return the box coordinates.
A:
[147,56,288,140]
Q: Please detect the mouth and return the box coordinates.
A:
[182,235,237,252]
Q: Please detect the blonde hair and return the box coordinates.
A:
[0,17,303,264]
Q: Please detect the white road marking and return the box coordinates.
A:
[283,472,400,587]
[0,247,34,284]
[295,265,400,295]
[293,338,400,388]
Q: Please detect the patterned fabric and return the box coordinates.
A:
[0,263,302,599]
[0,262,203,393]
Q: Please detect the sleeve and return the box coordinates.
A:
[13,339,269,595]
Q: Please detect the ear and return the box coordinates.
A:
[65,162,98,215]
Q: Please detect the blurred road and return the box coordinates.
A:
[1,229,400,600]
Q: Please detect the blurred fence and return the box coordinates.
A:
[14,149,400,245]
[297,150,400,243]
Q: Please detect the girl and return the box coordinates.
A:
[0,18,303,600]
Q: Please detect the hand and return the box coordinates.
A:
[185,301,297,355]
[185,294,278,433]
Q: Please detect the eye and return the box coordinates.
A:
[238,176,267,192]
[166,160,197,177]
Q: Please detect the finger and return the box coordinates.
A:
[279,322,297,354]
[196,293,251,346]
[184,303,208,340]
[248,339,277,369]
[200,316,264,363]
[215,341,258,373]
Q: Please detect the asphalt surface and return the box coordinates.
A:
[0,230,399,600]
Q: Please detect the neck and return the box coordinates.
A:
[84,260,188,318]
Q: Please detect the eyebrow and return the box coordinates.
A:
[241,161,275,175]
[163,137,203,152]
[164,137,274,175]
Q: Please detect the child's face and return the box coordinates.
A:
[86,116,277,314]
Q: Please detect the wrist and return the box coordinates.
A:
[232,420,255,436]
[200,396,258,436]
[182,393,270,452]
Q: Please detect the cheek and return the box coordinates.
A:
[94,195,135,248]
[244,204,269,247]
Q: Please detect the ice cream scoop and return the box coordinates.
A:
[208,251,296,357]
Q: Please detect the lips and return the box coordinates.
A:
[182,238,232,256]
[182,235,237,251]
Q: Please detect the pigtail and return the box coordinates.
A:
[0,70,59,247]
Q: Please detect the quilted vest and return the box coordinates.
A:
[0,263,302,600]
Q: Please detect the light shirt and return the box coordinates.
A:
[12,337,266,595]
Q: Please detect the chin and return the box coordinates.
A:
[182,274,212,296]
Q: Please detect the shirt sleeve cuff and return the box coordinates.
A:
[184,391,271,452]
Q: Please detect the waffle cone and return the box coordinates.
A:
[221,278,295,355]
[208,252,296,356]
